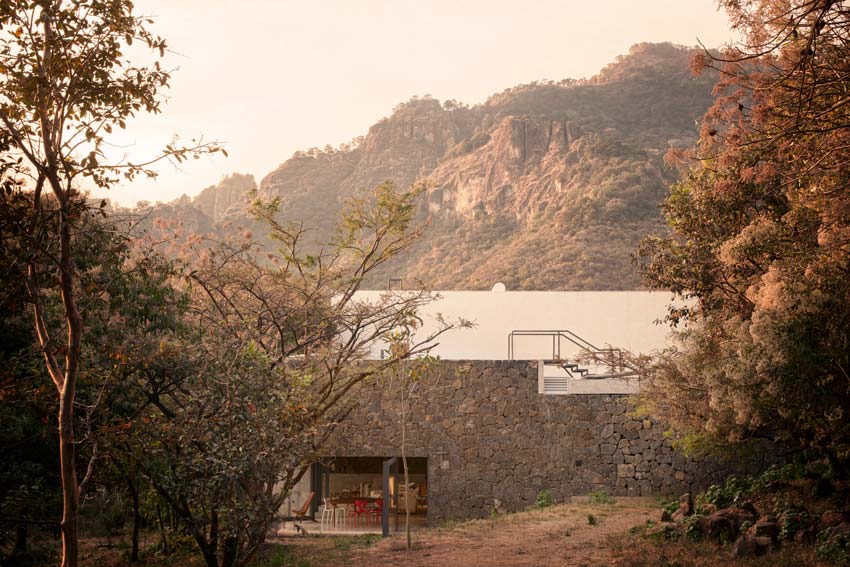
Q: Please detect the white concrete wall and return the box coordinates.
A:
[354,290,679,361]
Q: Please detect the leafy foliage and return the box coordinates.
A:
[698,476,750,510]
[637,1,850,472]
[817,531,850,566]
[587,490,615,505]
[0,3,222,566]
[96,182,460,567]
[535,489,555,509]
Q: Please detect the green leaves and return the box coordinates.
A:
[0,0,225,191]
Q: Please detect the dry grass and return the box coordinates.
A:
[25,488,844,567]
[606,530,828,567]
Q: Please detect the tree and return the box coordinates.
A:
[637,0,850,471]
[104,183,463,567]
[0,298,60,560]
[382,338,445,550]
[0,2,222,565]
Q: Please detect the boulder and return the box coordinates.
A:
[706,513,737,542]
[794,526,817,545]
[717,506,758,530]
[753,536,778,551]
[672,492,694,520]
[750,519,779,540]
[740,501,758,517]
[821,510,850,528]
[731,536,765,558]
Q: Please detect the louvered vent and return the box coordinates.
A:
[543,377,569,394]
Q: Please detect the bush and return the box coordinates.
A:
[0,543,59,567]
[588,490,614,505]
[659,498,679,516]
[535,489,555,509]
[750,463,805,493]
[699,476,750,509]
[817,532,850,566]
[682,515,705,541]
[81,488,128,537]
[778,505,811,541]
[587,514,597,525]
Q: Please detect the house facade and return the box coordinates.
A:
[323,359,776,522]
[285,290,779,524]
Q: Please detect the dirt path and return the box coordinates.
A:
[334,498,657,567]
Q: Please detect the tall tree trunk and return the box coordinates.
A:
[222,535,238,567]
[58,386,79,567]
[27,194,83,567]
[127,474,141,562]
[15,524,27,552]
[39,10,85,562]
[156,504,168,554]
[402,453,411,550]
[204,509,219,567]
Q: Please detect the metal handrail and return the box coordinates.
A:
[508,329,637,380]
[507,329,612,360]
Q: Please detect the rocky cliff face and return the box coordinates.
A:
[193,173,256,223]
[256,98,479,237]
[163,43,714,290]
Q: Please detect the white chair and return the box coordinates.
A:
[320,498,335,532]
[335,502,349,528]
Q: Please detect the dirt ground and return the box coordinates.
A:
[66,495,825,567]
[283,497,658,567]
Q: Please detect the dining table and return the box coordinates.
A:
[328,495,383,527]
[329,495,382,505]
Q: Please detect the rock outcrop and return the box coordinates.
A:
[159,43,717,290]
[193,173,256,223]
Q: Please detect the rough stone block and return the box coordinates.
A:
[617,464,635,478]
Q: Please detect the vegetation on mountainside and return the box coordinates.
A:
[150,43,716,290]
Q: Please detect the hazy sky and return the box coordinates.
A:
[97,0,736,207]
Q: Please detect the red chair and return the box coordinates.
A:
[350,499,370,527]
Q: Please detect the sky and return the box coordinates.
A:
[97,0,737,207]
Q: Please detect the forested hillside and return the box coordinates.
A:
[155,43,715,290]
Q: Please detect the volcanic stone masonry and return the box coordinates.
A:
[327,360,779,522]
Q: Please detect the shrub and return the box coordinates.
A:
[659,497,679,517]
[587,514,597,525]
[751,463,805,493]
[779,506,811,541]
[588,490,614,505]
[535,489,555,509]
[816,532,850,566]
[682,514,705,541]
[699,476,750,509]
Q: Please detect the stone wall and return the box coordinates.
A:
[327,360,777,522]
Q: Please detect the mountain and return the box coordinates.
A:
[157,43,715,290]
[193,173,257,223]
